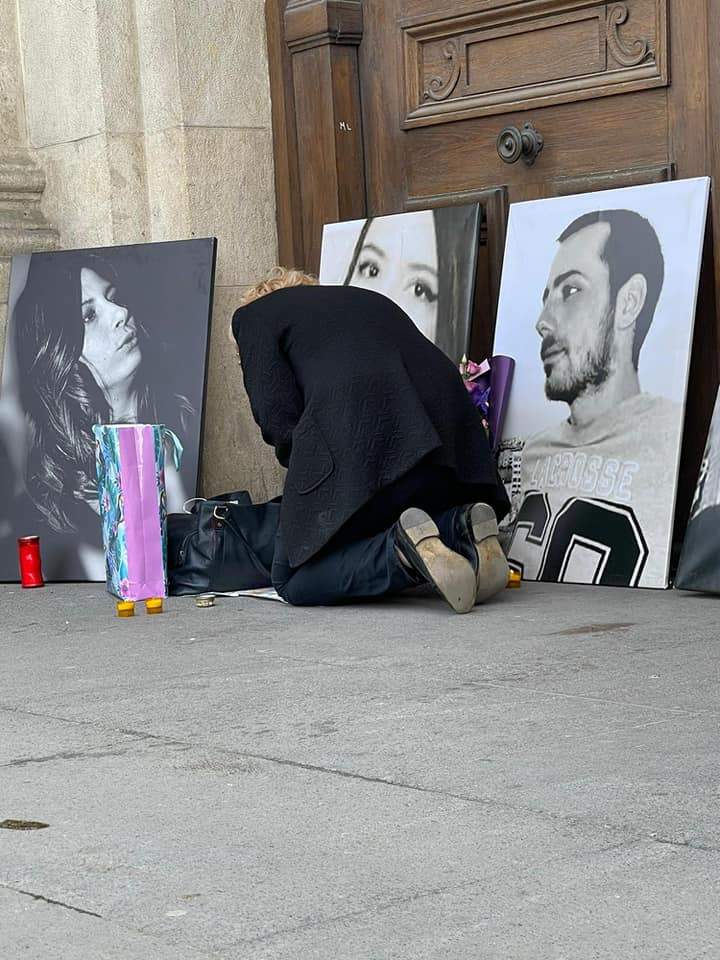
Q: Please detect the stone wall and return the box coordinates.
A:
[1,0,284,501]
[0,0,58,347]
[0,0,23,147]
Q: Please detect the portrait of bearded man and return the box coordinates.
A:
[506,207,682,588]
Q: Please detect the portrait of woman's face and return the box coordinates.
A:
[0,240,215,582]
[320,203,481,363]
[80,267,142,393]
[348,210,439,342]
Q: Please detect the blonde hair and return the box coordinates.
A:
[229,267,319,355]
[240,266,318,306]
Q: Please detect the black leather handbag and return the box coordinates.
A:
[167,491,281,596]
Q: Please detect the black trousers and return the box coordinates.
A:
[269,463,500,606]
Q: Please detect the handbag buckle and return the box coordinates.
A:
[213,505,229,523]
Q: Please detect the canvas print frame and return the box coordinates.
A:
[493,178,710,589]
[675,386,720,592]
[0,237,217,582]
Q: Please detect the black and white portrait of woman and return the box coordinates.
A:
[0,238,215,581]
[319,205,481,363]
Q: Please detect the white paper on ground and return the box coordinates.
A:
[214,587,287,603]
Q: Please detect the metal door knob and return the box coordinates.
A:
[497,122,544,166]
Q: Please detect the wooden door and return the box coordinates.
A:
[266,0,720,556]
[362,1,670,333]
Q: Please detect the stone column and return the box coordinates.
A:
[0,0,57,354]
[16,0,149,248]
[133,0,282,498]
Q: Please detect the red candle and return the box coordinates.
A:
[17,536,44,588]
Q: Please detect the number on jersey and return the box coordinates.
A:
[508,493,649,587]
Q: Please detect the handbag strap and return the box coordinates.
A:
[182,491,252,514]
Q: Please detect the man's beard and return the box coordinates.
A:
[543,309,615,404]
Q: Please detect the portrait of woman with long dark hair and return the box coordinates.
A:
[0,240,215,580]
[319,204,481,363]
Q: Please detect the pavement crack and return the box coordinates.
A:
[0,704,104,727]
[224,748,496,802]
[2,745,131,768]
[649,836,720,853]
[230,837,645,948]
[232,877,488,947]
[210,746,599,832]
[116,728,188,747]
[2,703,716,851]
[461,681,720,718]
[1,882,102,918]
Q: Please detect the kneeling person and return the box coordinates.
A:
[232,268,510,613]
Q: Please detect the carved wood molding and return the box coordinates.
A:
[422,40,462,102]
[402,0,667,129]
[285,0,363,51]
[606,3,653,67]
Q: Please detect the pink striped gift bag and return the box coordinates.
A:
[93,424,183,601]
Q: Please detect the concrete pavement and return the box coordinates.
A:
[1,582,718,958]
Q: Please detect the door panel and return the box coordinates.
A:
[405,90,668,199]
[359,1,670,212]
[401,0,667,128]
[551,161,674,196]
[358,0,673,362]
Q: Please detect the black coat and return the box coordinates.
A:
[233,285,508,567]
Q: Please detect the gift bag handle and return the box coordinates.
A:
[162,427,183,471]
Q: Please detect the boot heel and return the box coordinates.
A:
[467,504,508,604]
[398,509,476,614]
[475,537,510,604]
[400,508,441,545]
[469,503,499,543]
